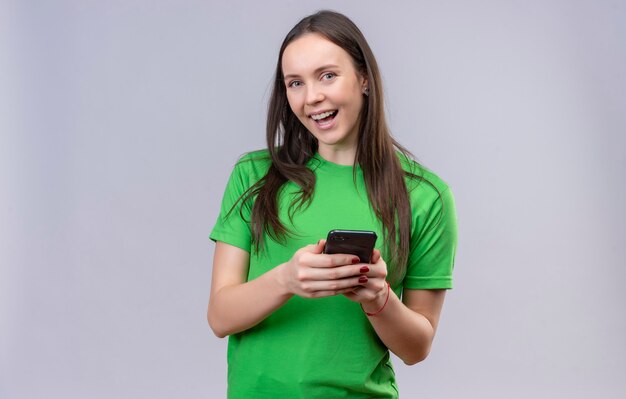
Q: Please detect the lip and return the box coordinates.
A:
[310,110,338,131]
[308,109,337,118]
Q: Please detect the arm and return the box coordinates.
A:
[207,241,291,338]
[344,250,446,365]
[207,240,368,338]
[362,183,456,364]
[364,286,446,365]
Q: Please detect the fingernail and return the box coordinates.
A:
[358,276,368,284]
[360,266,370,273]
[352,258,360,264]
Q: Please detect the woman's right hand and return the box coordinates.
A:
[278,239,370,298]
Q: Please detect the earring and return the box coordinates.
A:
[363,87,369,96]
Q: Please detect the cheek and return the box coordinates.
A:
[336,85,362,109]
[286,92,303,115]
[342,93,363,116]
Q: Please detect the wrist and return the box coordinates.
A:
[361,282,390,316]
[272,263,294,298]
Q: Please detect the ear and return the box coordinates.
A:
[360,72,369,95]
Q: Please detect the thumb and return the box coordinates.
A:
[302,239,326,254]
[313,238,326,254]
[371,249,381,264]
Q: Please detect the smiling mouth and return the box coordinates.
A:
[310,110,338,125]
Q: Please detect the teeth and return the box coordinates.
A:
[311,110,336,121]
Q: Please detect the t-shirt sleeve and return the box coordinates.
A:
[209,160,253,252]
[403,186,458,290]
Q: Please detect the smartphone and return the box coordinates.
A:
[324,229,377,263]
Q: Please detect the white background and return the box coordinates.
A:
[2,1,625,397]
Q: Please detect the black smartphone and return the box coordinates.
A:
[324,229,378,263]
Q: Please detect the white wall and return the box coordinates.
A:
[1,1,625,397]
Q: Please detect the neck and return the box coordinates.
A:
[317,145,357,166]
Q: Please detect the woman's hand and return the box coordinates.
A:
[278,239,370,298]
[343,249,389,311]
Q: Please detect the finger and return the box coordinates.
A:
[343,291,357,300]
[371,249,381,264]
[300,276,365,293]
[343,286,380,303]
[343,287,363,301]
[333,287,361,296]
[357,277,389,303]
[317,288,352,295]
[302,239,326,254]
[314,239,326,253]
[306,264,369,280]
[307,288,356,298]
[306,253,360,268]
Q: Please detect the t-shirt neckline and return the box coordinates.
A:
[310,152,362,174]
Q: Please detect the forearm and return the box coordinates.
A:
[208,264,292,338]
[363,290,436,365]
[208,240,370,338]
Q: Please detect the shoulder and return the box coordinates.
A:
[396,152,453,211]
[230,149,272,183]
[397,152,451,194]
[235,148,272,168]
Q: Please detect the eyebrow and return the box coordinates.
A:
[283,64,340,80]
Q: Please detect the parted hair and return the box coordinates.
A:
[234,10,428,283]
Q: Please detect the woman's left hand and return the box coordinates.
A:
[343,249,389,312]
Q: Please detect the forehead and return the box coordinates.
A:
[281,33,354,75]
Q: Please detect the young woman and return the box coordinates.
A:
[208,10,457,398]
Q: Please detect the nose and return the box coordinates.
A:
[305,83,324,105]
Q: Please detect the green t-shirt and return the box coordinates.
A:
[210,150,457,398]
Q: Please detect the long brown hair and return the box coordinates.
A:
[235,10,429,283]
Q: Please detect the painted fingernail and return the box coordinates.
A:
[360,266,370,273]
[358,276,368,284]
[352,258,360,264]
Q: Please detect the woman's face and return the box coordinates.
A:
[282,33,367,157]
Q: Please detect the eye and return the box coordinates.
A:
[288,80,302,88]
[322,72,336,81]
